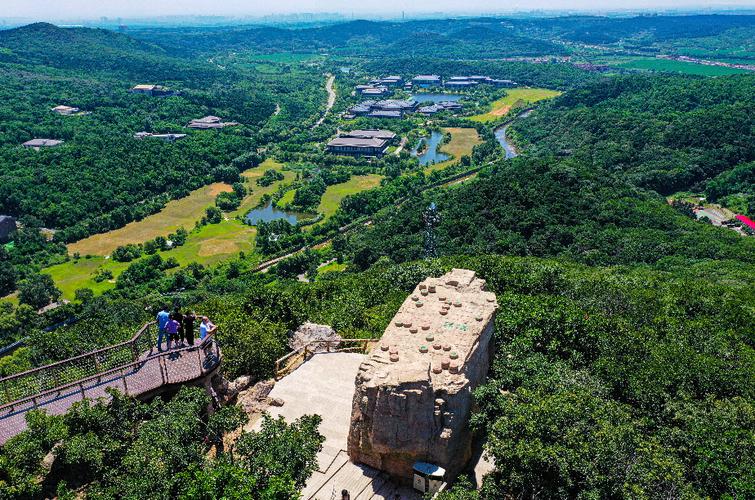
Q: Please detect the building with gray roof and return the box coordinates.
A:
[327,136,390,157]
[22,139,64,149]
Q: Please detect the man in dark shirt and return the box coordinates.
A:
[183,311,196,347]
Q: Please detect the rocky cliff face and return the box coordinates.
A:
[347,269,498,482]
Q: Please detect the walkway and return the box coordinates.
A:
[255,353,420,500]
[313,74,336,129]
[0,325,221,445]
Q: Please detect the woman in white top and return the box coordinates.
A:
[199,316,217,340]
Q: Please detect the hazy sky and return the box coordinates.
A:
[3,0,755,20]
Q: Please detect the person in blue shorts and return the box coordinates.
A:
[156,305,170,352]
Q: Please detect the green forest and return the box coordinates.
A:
[0,12,753,500]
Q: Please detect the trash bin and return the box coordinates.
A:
[412,462,446,494]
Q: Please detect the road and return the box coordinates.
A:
[313,74,336,129]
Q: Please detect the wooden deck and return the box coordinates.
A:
[0,338,221,445]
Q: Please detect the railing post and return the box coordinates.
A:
[122,367,129,395]
[159,356,167,385]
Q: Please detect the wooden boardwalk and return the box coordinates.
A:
[0,334,221,445]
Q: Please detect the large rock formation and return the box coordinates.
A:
[347,269,498,482]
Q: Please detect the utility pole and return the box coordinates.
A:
[423,202,440,259]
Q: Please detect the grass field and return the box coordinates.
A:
[423,128,482,173]
[276,189,296,209]
[318,174,383,218]
[317,261,347,276]
[68,183,233,257]
[613,58,750,76]
[248,53,320,63]
[45,159,294,300]
[470,88,562,123]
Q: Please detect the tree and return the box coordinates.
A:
[18,273,61,309]
[0,260,17,295]
[205,206,223,224]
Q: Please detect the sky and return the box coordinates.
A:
[2,0,754,21]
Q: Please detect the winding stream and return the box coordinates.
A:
[495,125,518,159]
[494,110,532,159]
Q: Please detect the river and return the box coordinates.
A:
[494,110,531,159]
[495,125,518,159]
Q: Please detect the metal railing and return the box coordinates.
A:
[0,322,157,405]
[274,338,378,379]
[0,333,221,445]
[0,322,221,406]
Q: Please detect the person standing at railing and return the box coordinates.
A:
[184,311,197,347]
[200,316,217,341]
[166,316,180,350]
[172,307,185,347]
[156,306,170,352]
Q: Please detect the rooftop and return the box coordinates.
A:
[342,129,397,140]
[328,137,388,148]
[367,110,402,118]
[23,139,64,147]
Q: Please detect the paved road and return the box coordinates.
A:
[313,74,336,129]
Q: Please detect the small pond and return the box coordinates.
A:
[245,203,302,226]
[410,93,463,104]
[411,130,451,166]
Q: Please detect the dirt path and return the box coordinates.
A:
[393,136,408,155]
[313,74,335,129]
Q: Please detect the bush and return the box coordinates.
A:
[111,244,143,263]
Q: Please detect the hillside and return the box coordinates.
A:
[511,74,755,194]
[128,18,568,58]
[0,13,753,500]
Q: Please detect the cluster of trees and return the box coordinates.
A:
[111,228,189,263]
[286,167,351,212]
[342,153,755,270]
[0,21,336,300]
[6,254,753,498]
[0,386,324,499]
[511,74,755,195]
[256,169,285,187]
[705,161,755,216]
[215,182,248,211]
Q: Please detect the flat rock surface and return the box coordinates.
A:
[254,352,420,499]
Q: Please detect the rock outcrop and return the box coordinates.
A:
[347,269,498,482]
[290,322,341,353]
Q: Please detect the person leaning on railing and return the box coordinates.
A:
[200,316,217,341]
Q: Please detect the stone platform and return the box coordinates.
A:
[253,353,420,500]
